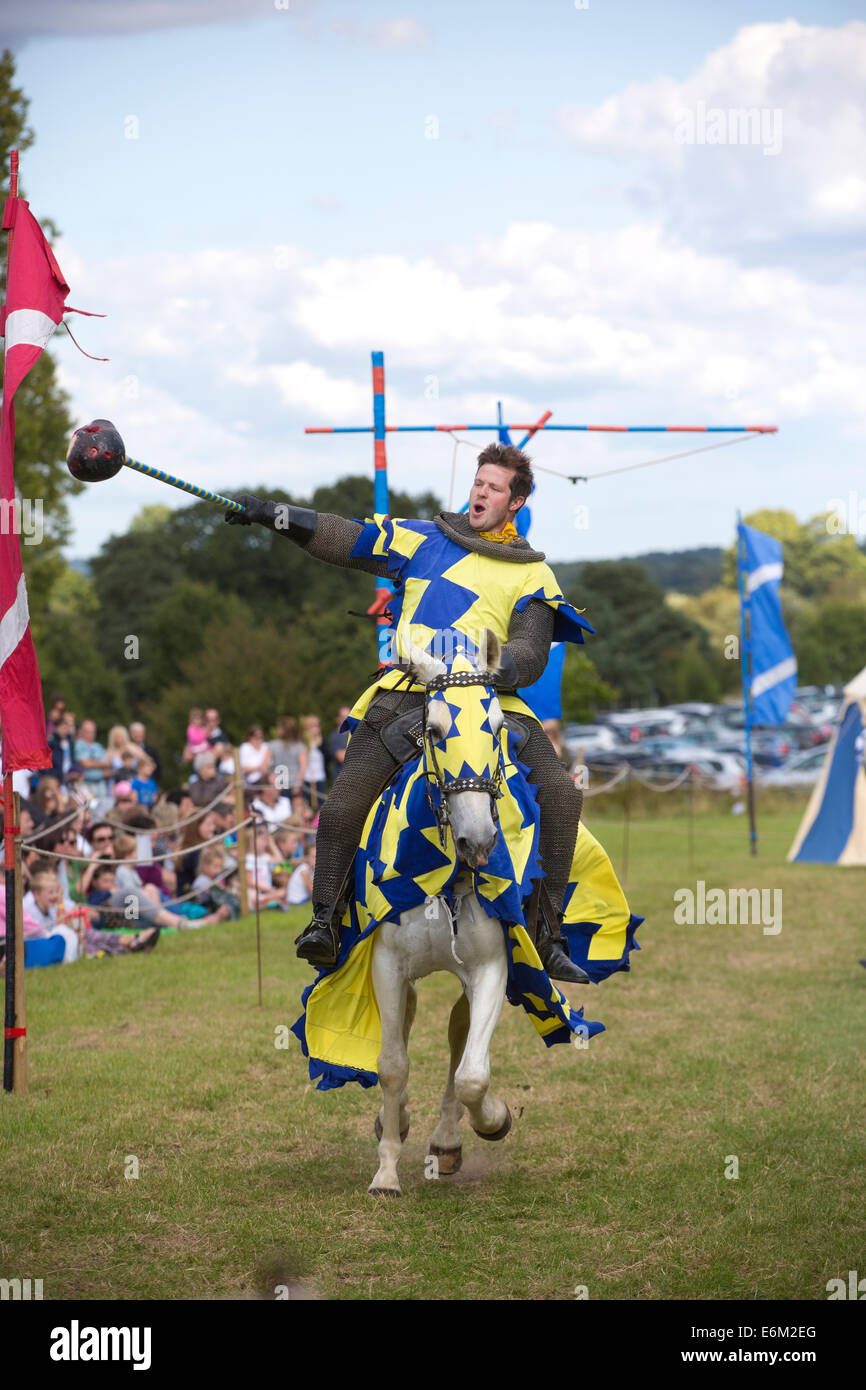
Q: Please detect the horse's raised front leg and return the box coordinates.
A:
[427,990,470,1174]
[376,982,416,1146]
[369,943,411,1196]
[455,951,511,1140]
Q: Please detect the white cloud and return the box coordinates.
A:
[329,16,431,49]
[53,206,866,559]
[225,361,371,420]
[556,20,866,256]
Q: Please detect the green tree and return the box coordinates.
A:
[1,49,79,613]
[794,602,866,686]
[89,476,442,709]
[33,564,125,728]
[560,648,618,723]
[565,560,719,707]
[722,510,866,600]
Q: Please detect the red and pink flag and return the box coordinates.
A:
[0,195,68,772]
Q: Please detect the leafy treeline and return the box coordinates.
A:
[558,509,866,720]
[557,546,723,599]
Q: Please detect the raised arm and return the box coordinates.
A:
[225,495,389,578]
[493,599,555,689]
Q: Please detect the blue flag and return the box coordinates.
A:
[737,522,797,726]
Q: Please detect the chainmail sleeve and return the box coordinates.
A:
[495,599,555,688]
[304,513,391,578]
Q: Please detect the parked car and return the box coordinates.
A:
[717,731,793,767]
[599,709,688,738]
[638,751,746,792]
[562,723,622,758]
[758,746,828,788]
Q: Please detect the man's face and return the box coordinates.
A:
[205,709,219,727]
[80,720,96,743]
[468,463,522,534]
[130,723,145,744]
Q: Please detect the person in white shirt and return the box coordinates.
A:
[251,778,293,831]
[22,865,82,962]
[287,844,316,906]
[238,724,273,783]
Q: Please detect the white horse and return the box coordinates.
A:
[369,632,515,1197]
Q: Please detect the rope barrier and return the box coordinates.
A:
[629,767,693,793]
[26,820,257,866]
[581,765,631,796]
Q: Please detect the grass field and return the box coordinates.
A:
[2,809,864,1302]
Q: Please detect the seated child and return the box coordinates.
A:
[287,843,316,906]
[245,821,287,910]
[192,845,241,919]
[132,755,159,808]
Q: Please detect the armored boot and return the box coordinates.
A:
[536,905,589,985]
[294,902,342,969]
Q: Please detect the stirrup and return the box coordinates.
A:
[294,906,341,968]
[536,906,589,985]
[536,934,589,984]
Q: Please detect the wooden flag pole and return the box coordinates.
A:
[2,775,19,1092]
[12,792,27,1093]
[232,747,249,919]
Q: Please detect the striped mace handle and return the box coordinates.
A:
[123,457,245,513]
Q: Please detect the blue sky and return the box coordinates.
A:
[6,0,866,562]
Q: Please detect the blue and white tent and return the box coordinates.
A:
[788,667,866,865]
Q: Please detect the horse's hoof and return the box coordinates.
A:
[375,1115,410,1144]
[472,1104,512,1142]
[429,1144,463,1175]
[368,1186,401,1197]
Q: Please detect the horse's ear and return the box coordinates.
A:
[395,625,446,685]
[480,629,501,675]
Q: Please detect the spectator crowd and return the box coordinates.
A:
[0,697,351,972]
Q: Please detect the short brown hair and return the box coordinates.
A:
[28,861,59,888]
[476,442,534,504]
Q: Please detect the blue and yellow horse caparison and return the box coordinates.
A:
[292,648,643,1092]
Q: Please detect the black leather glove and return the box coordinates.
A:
[224,493,272,527]
[224,495,318,545]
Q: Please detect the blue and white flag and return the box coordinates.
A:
[738,522,797,726]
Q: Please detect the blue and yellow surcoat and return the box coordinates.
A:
[345,516,595,729]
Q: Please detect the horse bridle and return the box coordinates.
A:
[421,670,506,849]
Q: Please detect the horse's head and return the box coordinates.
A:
[398,628,505,869]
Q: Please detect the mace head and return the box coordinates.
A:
[66,418,126,483]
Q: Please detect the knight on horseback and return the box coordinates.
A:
[225,442,591,983]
